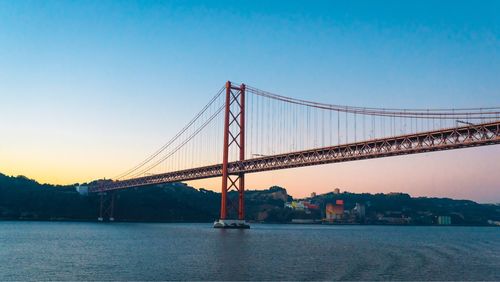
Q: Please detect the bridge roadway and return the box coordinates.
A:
[89,121,500,193]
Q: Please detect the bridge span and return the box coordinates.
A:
[91,121,500,192]
[89,81,500,227]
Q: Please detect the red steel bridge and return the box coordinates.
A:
[89,81,500,227]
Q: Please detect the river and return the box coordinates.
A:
[0,222,498,280]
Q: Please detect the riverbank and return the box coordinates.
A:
[2,173,499,226]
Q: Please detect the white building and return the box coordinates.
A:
[75,185,88,196]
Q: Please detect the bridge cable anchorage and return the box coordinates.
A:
[90,82,500,226]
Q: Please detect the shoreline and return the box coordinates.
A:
[1,218,498,227]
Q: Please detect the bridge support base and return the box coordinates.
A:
[98,191,115,222]
[213,219,250,229]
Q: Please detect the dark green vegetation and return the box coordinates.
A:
[0,173,499,225]
[0,174,96,220]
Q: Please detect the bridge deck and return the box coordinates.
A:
[89,121,500,192]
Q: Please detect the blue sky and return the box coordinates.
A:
[0,1,499,201]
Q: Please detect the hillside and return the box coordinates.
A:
[0,173,289,222]
[0,173,499,225]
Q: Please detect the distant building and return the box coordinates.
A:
[285,201,304,210]
[354,203,366,219]
[333,188,340,194]
[437,216,451,225]
[303,202,319,210]
[310,192,316,198]
[326,201,344,222]
[75,185,88,196]
[294,201,305,210]
[326,203,334,221]
[285,201,318,211]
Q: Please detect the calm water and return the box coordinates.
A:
[0,222,499,281]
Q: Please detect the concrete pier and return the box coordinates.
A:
[213,219,250,229]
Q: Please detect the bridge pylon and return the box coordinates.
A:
[214,81,249,229]
[98,190,115,222]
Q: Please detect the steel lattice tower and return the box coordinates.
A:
[216,81,249,228]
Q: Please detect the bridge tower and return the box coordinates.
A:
[98,190,115,222]
[214,81,249,229]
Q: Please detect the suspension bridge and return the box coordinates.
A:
[89,81,500,228]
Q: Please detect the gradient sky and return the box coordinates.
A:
[0,1,499,202]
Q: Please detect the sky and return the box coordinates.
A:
[0,0,499,202]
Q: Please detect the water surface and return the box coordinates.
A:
[0,222,498,280]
